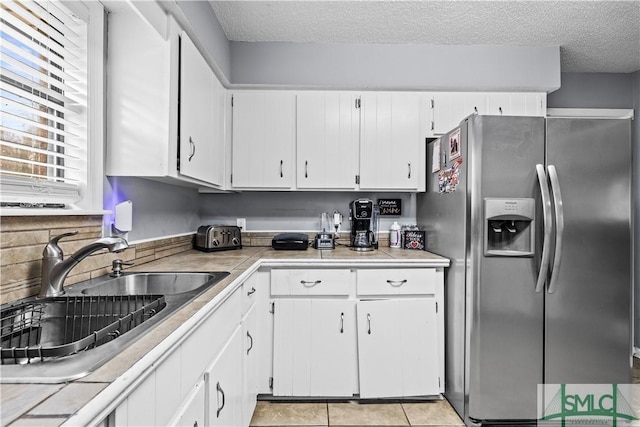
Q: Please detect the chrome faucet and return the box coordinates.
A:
[39,231,129,298]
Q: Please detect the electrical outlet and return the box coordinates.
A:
[236,218,246,230]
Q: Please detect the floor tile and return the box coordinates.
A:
[402,400,464,426]
[328,402,409,426]
[250,401,328,426]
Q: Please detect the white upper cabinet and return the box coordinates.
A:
[430,92,547,135]
[231,92,296,189]
[486,92,546,116]
[105,5,225,188]
[359,93,425,190]
[178,32,224,187]
[430,92,487,135]
[296,92,360,189]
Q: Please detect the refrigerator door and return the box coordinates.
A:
[466,115,546,421]
[419,122,470,417]
[545,118,632,385]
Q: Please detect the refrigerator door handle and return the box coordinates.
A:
[535,164,553,293]
[547,165,564,294]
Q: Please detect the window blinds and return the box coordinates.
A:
[0,0,87,204]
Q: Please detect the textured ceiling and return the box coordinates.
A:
[210,1,640,73]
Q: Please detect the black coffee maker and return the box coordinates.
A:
[349,199,379,251]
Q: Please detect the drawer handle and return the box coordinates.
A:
[247,331,254,355]
[386,279,408,287]
[301,280,321,287]
[247,287,256,296]
[340,312,344,334]
[367,313,371,335]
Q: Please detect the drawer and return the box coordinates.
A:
[271,269,352,296]
[357,268,438,296]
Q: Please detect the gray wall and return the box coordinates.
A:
[547,72,635,108]
[230,42,560,91]
[199,192,416,233]
[104,177,200,242]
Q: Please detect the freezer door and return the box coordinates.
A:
[467,116,546,421]
[545,118,632,385]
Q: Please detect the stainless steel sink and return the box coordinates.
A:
[79,272,227,296]
[0,271,230,383]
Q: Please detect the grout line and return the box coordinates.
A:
[326,402,330,426]
[400,402,411,426]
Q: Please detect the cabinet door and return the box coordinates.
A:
[486,92,546,116]
[357,299,439,398]
[273,299,357,397]
[242,304,259,427]
[297,92,359,189]
[231,92,295,188]
[431,92,486,134]
[360,93,422,190]
[207,326,244,427]
[169,379,206,427]
[179,32,222,186]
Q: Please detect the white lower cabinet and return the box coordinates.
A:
[242,303,259,426]
[271,267,444,400]
[206,326,244,426]
[273,299,358,396]
[357,299,439,398]
[169,379,206,427]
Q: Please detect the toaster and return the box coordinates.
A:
[195,225,242,252]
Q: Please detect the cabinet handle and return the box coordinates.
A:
[247,331,254,355]
[305,160,308,178]
[407,162,411,179]
[300,280,321,287]
[188,136,196,161]
[280,160,283,178]
[474,106,478,114]
[247,287,256,296]
[498,107,503,115]
[216,381,225,418]
[340,312,344,334]
[430,121,434,131]
[386,279,408,287]
[367,313,371,335]
[193,422,198,427]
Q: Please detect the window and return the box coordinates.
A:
[0,0,102,210]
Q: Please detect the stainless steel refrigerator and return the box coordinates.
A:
[417,115,632,424]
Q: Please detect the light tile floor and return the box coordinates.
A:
[251,358,640,426]
[249,399,465,426]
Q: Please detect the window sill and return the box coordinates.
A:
[0,208,112,217]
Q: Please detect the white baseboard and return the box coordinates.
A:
[633,347,640,358]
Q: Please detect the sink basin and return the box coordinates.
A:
[80,272,229,296]
[0,271,230,383]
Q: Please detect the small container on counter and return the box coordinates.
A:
[403,226,425,250]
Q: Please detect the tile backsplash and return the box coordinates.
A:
[0,216,192,305]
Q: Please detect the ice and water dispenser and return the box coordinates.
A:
[484,198,535,257]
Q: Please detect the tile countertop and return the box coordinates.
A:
[1,246,449,427]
